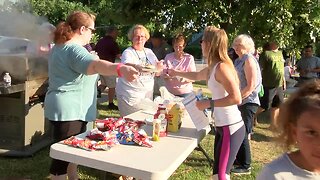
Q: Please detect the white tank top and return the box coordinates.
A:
[208,63,243,127]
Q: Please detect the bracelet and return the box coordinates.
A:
[210,99,215,111]
[116,63,123,77]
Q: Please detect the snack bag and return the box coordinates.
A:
[134,129,153,148]
[116,131,135,145]
[63,136,94,151]
[92,141,111,151]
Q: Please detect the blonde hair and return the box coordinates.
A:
[232,34,255,54]
[203,26,239,84]
[277,80,320,151]
[127,24,150,41]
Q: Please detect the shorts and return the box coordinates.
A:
[260,86,284,110]
[100,75,116,88]
[49,120,87,175]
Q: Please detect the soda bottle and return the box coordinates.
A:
[3,72,11,87]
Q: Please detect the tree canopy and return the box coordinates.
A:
[105,0,320,52]
[1,0,320,54]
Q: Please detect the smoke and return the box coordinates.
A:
[0,0,51,42]
[0,0,52,83]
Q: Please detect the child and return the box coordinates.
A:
[257,80,320,179]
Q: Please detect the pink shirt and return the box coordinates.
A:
[164,52,196,95]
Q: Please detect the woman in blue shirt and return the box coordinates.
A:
[45,11,138,180]
[232,34,262,175]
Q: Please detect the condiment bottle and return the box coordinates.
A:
[152,119,161,141]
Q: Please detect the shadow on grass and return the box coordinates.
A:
[256,110,271,125]
[78,166,103,179]
[97,103,108,111]
[184,157,213,168]
[0,146,52,180]
[251,132,273,142]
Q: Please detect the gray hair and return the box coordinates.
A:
[127,24,150,41]
[233,34,255,54]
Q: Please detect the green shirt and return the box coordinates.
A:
[44,43,98,122]
[259,50,284,88]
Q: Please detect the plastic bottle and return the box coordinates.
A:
[195,89,208,117]
[154,105,168,137]
[152,119,161,141]
[3,72,11,87]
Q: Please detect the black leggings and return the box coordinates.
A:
[49,120,87,175]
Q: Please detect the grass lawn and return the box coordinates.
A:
[0,82,282,179]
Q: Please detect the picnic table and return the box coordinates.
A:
[49,110,211,180]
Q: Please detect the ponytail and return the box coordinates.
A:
[54,22,73,44]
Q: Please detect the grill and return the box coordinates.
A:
[0,36,53,156]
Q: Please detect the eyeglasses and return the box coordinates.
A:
[86,27,96,33]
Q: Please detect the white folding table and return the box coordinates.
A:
[50,110,211,180]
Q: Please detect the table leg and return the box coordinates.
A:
[195,144,214,167]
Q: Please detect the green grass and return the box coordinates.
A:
[0,83,282,179]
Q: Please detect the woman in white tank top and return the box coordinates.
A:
[167,26,245,180]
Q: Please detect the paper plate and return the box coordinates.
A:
[141,67,160,73]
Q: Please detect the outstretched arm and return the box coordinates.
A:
[87,59,139,82]
[166,67,209,81]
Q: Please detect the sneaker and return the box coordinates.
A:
[233,160,240,167]
[108,103,118,110]
[231,166,251,175]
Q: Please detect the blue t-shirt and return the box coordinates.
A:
[296,56,320,78]
[44,43,98,122]
[234,53,262,106]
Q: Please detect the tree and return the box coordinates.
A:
[7,0,317,54]
[101,0,320,53]
[28,0,92,26]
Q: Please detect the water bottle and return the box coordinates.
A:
[195,89,208,117]
[3,72,11,87]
